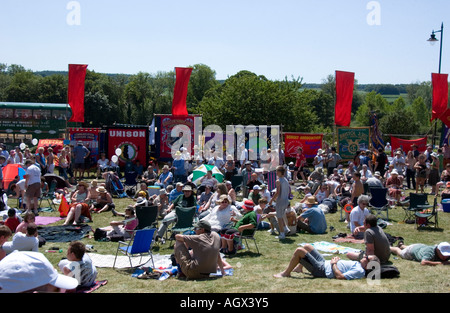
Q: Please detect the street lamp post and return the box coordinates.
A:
[428,23,444,147]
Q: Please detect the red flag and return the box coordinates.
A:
[431,73,449,121]
[335,71,355,127]
[58,195,70,218]
[68,64,88,123]
[390,136,427,156]
[172,67,193,116]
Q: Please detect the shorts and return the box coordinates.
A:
[74,162,85,170]
[399,244,419,261]
[275,203,288,219]
[25,182,41,199]
[299,248,327,278]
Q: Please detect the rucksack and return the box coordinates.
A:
[94,228,107,241]
[366,265,400,279]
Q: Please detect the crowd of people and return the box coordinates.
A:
[0,140,449,293]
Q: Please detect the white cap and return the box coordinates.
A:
[253,185,262,190]
[437,242,450,257]
[0,251,79,293]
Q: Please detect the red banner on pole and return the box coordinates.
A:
[284,133,323,158]
[172,67,193,116]
[335,71,355,127]
[68,64,88,123]
[390,136,427,157]
[431,73,449,121]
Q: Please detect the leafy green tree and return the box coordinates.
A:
[4,71,40,102]
[354,91,389,126]
[186,64,219,113]
[197,71,317,132]
[379,109,421,136]
[38,74,67,103]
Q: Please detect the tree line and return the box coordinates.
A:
[0,63,447,143]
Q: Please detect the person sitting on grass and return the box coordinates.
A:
[63,181,92,226]
[90,186,115,214]
[0,225,12,261]
[200,195,242,233]
[15,211,35,234]
[2,223,39,254]
[58,241,98,288]
[3,208,21,233]
[174,220,225,280]
[297,196,327,235]
[390,241,450,266]
[105,206,138,241]
[274,243,379,280]
[219,199,257,255]
[346,214,391,264]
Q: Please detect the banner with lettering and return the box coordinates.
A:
[107,127,148,166]
[284,133,323,158]
[337,127,370,160]
[68,128,101,163]
[155,115,197,161]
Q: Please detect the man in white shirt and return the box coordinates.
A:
[390,150,406,175]
[24,159,42,215]
[349,195,371,239]
[2,223,39,254]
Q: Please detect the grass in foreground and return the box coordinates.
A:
[38,179,450,293]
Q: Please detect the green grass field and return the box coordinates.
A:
[36,177,450,294]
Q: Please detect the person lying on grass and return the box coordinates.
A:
[274,244,379,280]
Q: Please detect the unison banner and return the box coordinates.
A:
[284,133,323,158]
[107,127,148,166]
[390,136,427,156]
[337,127,370,160]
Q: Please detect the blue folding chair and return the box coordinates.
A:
[113,228,156,269]
[369,187,390,221]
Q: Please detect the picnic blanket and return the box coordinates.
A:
[299,241,361,255]
[35,216,62,226]
[75,280,108,293]
[87,253,171,269]
[38,224,92,242]
[332,236,365,244]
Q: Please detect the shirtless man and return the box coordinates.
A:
[347,172,364,223]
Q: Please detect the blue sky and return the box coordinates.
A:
[1,0,449,84]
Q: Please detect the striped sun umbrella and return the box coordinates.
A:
[191,164,224,185]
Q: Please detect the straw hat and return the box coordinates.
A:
[306,196,318,205]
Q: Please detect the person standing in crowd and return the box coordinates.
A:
[24,159,41,216]
[73,141,90,180]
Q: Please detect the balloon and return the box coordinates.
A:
[115,148,122,156]
[19,143,26,150]
[111,155,118,163]
[31,138,38,146]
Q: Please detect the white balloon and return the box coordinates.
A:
[111,155,118,163]
[31,138,38,146]
[115,148,122,156]
[19,143,26,150]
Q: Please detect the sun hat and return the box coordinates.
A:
[194,220,211,232]
[96,186,107,193]
[159,189,167,195]
[306,196,318,205]
[78,181,89,189]
[437,242,450,257]
[391,169,399,175]
[218,194,231,203]
[374,171,381,177]
[182,185,193,192]
[0,251,79,293]
[136,197,147,206]
[242,199,255,211]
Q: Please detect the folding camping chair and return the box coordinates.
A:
[123,171,138,196]
[231,175,243,193]
[369,187,390,221]
[415,197,439,229]
[135,206,159,230]
[167,206,196,247]
[113,228,156,269]
[39,180,57,210]
[235,228,260,254]
[402,193,431,223]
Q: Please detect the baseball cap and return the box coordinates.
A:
[0,251,79,293]
[193,220,212,232]
[437,242,450,257]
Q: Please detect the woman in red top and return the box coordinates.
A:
[293,147,306,182]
